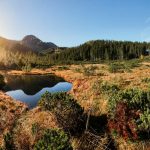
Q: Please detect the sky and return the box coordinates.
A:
[0,0,150,47]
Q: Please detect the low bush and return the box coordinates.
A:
[108,62,125,73]
[109,60,141,73]
[125,59,141,69]
[92,80,120,99]
[108,89,150,114]
[82,65,98,76]
[100,81,120,94]
[108,102,139,140]
[108,88,150,140]
[138,108,150,132]
[76,65,97,76]
[74,65,98,76]
[38,92,84,134]
[34,128,72,150]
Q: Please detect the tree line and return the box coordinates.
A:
[50,40,150,63]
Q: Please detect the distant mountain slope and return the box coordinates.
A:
[0,35,57,53]
[0,36,18,50]
[21,35,57,52]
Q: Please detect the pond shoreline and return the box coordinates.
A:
[0,68,54,76]
[3,73,72,109]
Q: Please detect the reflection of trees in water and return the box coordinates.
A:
[4,75,65,95]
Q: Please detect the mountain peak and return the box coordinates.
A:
[21,35,57,52]
[23,35,38,39]
[22,35,41,43]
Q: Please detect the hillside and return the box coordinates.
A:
[21,35,57,52]
[0,35,57,53]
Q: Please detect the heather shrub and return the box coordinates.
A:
[100,81,119,94]
[81,65,98,76]
[38,92,84,134]
[92,80,120,96]
[108,102,139,140]
[74,65,98,76]
[109,60,140,73]
[108,88,150,140]
[138,108,150,139]
[108,62,125,73]
[125,59,141,68]
[34,129,72,150]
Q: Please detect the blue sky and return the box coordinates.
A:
[0,0,150,46]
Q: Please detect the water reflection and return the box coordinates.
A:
[4,75,72,108]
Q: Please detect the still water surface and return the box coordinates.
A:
[4,75,72,108]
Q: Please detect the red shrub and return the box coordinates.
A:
[108,102,139,140]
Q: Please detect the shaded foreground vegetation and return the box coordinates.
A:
[38,92,84,135]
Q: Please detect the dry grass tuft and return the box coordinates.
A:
[0,91,27,147]
[13,107,60,150]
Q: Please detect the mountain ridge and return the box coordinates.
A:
[0,35,57,53]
